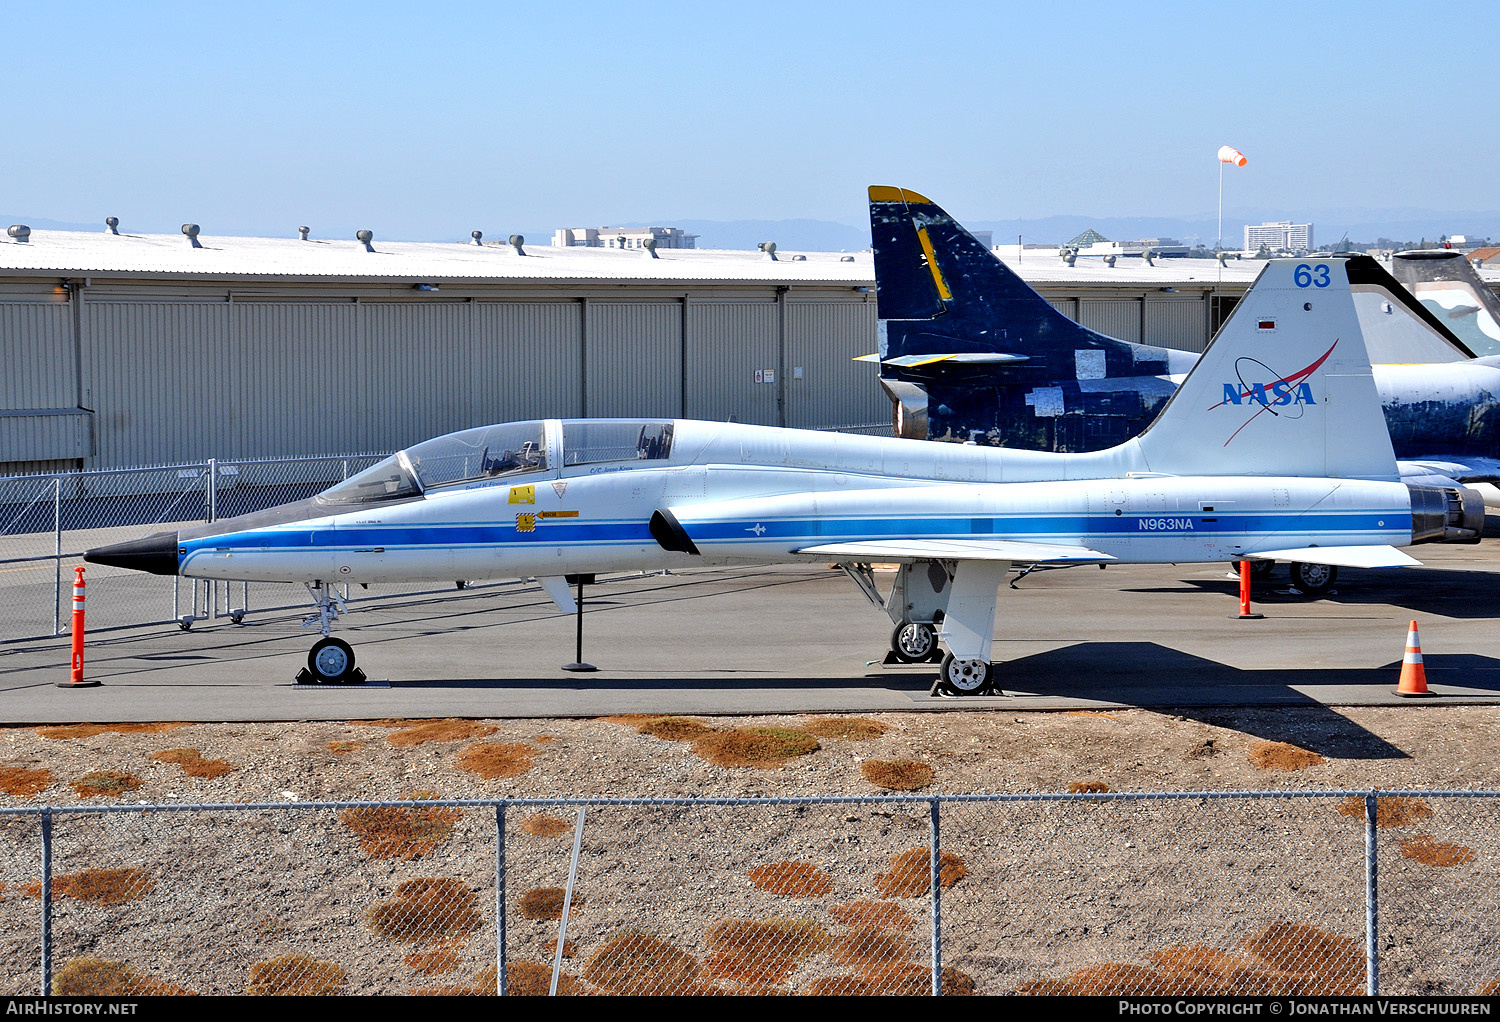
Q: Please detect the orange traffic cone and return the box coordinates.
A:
[1395,620,1434,697]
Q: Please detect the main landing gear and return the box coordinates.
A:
[294,582,366,684]
[937,653,994,697]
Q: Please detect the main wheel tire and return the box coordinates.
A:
[308,637,357,683]
[1291,562,1337,595]
[889,622,937,664]
[938,652,994,696]
[1231,559,1275,579]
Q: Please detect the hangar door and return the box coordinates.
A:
[784,301,884,430]
[585,302,682,418]
[685,301,778,426]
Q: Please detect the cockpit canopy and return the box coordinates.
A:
[315,419,675,506]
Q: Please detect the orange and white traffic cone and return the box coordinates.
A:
[1395,620,1433,698]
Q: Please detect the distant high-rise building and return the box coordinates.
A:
[1244,220,1314,253]
[552,226,698,249]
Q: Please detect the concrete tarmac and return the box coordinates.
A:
[3,546,1499,724]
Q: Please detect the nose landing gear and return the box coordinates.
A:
[294,582,367,684]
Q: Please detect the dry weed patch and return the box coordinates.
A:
[1247,741,1325,772]
[691,727,819,768]
[518,887,581,920]
[636,716,716,741]
[368,878,483,944]
[1064,711,1118,718]
[340,792,461,859]
[455,742,535,779]
[1336,795,1433,828]
[39,867,154,905]
[806,975,879,996]
[326,741,362,754]
[149,747,234,779]
[1400,834,1476,867]
[405,944,463,975]
[38,722,189,740]
[0,766,52,798]
[519,813,570,838]
[861,759,933,791]
[69,771,141,799]
[803,717,890,741]
[831,927,914,967]
[704,951,797,985]
[246,954,347,996]
[829,900,913,932]
[52,958,191,996]
[583,934,700,995]
[1015,924,1363,996]
[705,918,831,960]
[862,963,977,996]
[873,848,967,898]
[1069,781,1113,794]
[502,962,585,996]
[387,719,498,746]
[746,861,833,898]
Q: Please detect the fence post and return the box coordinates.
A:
[53,478,62,636]
[930,798,942,996]
[496,802,507,996]
[552,807,587,996]
[40,808,52,996]
[1365,792,1379,995]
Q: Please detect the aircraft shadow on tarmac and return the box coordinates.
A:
[1132,564,1500,619]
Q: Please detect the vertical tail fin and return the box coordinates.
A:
[1134,258,1398,480]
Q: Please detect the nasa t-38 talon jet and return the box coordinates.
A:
[85,258,1484,694]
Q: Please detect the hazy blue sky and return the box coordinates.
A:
[5,1,1493,238]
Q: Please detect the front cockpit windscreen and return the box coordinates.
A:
[405,421,548,488]
[562,420,674,466]
[316,455,422,506]
[315,421,547,506]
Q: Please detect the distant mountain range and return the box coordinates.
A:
[9,211,1497,252]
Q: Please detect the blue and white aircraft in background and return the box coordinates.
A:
[86,258,1484,694]
[866,187,1500,575]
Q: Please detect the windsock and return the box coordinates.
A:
[1218,146,1247,167]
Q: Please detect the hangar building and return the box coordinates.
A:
[0,227,1268,477]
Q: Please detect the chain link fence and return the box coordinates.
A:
[2,790,1497,996]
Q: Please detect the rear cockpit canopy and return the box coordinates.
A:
[561,420,674,466]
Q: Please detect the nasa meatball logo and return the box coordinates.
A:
[1211,339,1336,445]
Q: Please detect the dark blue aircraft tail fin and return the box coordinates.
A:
[868,185,1145,365]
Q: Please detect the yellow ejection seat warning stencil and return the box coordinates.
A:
[515,513,536,533]
[508,485,535,505]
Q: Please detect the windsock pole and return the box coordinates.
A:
[60,566,100,688]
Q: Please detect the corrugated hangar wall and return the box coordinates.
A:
[0,282,889,474]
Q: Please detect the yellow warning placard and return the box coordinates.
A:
[508,485,535,505]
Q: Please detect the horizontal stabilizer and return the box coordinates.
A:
[796,539,1115,563]
[876,352,1030,368]
[1399,456,1500,485]
[1247,545,1420,569]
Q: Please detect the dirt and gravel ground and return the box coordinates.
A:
[3,706,1499,996]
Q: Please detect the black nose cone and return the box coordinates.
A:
[84,532,180,576]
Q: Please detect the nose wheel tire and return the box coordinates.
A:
[889,622,938,664]
[1291,562,1337,595]
[308,637,357,683]
[937,652,994,696]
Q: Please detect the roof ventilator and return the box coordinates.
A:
[298,226,310,241]
[357,229,374,253]
[758,241,778,261]
[181,224,201,249]
[840,255,854,262]
[1143,249,1155,267]
[791,254,806,261]
[105,217,119,235]
[509,234,526,256]
[471,230,483,246]
[7,225,30,243]
[1104,254,1116,268]
[642,237,659,259]
[1060,247,1076,266]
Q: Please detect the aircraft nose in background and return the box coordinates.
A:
[84,532,181,576]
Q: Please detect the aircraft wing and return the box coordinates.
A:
[1246,545,1421,569]
[1397,456,1500,486]
[855,352,1030,367]
[795,539,1115,562]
